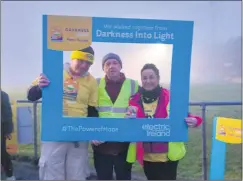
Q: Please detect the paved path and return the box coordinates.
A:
[11,161,146,180]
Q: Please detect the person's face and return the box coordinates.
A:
[104,59,121,78]
[70,59,91,75]
[141,69,159,91]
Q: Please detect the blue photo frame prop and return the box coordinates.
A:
[42,15,194,142]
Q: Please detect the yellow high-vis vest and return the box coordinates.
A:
[166,103,186,161]
[96,77,139,163]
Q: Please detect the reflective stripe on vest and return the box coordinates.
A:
[97,106,127,113]
[130,79,136,96]
[96,78,101,85]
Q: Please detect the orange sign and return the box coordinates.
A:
[47,15,92,51]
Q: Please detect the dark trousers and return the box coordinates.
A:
[93,151,132,180]
[1,126,13,177]
[143,160,179,180]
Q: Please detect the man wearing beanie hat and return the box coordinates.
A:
[27,46,99,180]
[91,53,139,180]
[101,53,123,70]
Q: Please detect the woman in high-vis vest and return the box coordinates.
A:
[126,63,203,180]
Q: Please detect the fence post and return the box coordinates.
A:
[33,102,38,161]
[201,104,207,180]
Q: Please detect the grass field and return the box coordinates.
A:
[8,83,242,180]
